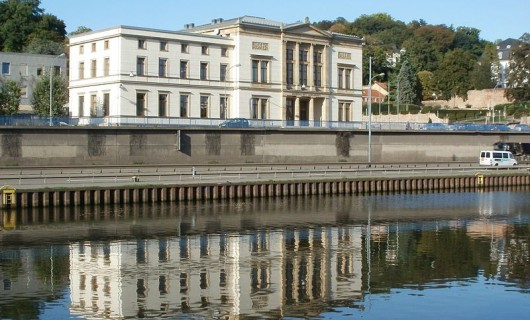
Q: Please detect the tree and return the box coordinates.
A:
[31,73,68,117]
[417,71,436,100]
[471,43,498,90]
[0,79,21,114]
[434,49,477,100]
[68,26,92,37]
[0,0,66,52]
[396,60,419,106]
[505,42,530,102]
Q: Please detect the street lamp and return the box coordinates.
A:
[49,53,66,126]
[223,63,241,119]
[367,56,384,167]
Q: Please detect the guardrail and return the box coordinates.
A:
[0,115,526,132]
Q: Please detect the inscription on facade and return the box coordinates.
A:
[338,52,351,60]
[252,42,269,51]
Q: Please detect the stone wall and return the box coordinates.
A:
[1,127,528,167]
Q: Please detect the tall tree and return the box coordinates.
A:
[0,0,66,52]
[0,79,21,114]
[471,43,498,90]
[434,49,477,100]
[396,60,419,106]
[31,73,68,117]
[505,42,530,102]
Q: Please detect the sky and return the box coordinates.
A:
[40,0,529,42]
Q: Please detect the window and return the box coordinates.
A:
[1,62,10,75]
[78,96,85,116]
[200,95,209,118]
[286,48,294,61]
[103,93,110,116]
[159,58,167,77]
[200,62,208,80]
[79,45,84,54]
[338,102,351,121]
[79,62,85,79]
[299,49,308,62]
[252,59,269,83]
[91,43,96,52]
[90,94,97,116]
[250,97,268,119]
[19,63,28,76]
[159,93,168,117]
[313,65,322,87]
[137,57,146,76]
[181,43,188,53]
[103,58,110,76]
[313,51,322,64]
[221,47,228,57]
[160,41,168,51]
[91,60,97,77]
[299,64,307,86]
[136,92,146,116]
[104,40,109,50]
[220,96,228,119]
[37,67,44,76]
[338,66,354,89]
[201,45,208,55]
[180,60,188,79]
[180,94,189,117]
[286,62,293,85]
[138,39,146,49]
[220,64,227,81]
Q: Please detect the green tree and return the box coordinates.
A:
[471,43,497,90]
[31,73,68,117]
[0,0,66,52]
[396,60,419,106]
[68,26,93,37]
[417,70,436,100]
[401,25,454,72]
[453,26,484,58]
[505,42,530,102]
[0,79,21,114]
[435,49,477,100]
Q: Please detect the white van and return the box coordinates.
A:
[479,150,518,166]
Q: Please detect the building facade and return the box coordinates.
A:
[68,17,364,126]
[0,52,67,112]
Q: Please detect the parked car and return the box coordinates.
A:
[219,118,250,128]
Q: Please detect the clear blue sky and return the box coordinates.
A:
[41,0,529,42]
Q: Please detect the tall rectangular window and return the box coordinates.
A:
[260,61,268,83]
[299,64,307,86]
[345,69,351,89]
[103,58,110,76]
[79,62,85,79]
[221,47,228,57]
[200,95,209,118]
[2,62,10,75]
[252,60,259,82]
[200,62,208,80]
[103,93,110,116]
[180,94,189,117]
[138,39,146,49]
[104,40,109,50]
[250,97,268,119]
[79,45,84,54]
[220,96,227,119]
[137,57,146,76]
[91,43,96,52]
[78,95,84,117]
[91,60,97,77]
[90,94,97,116]
[160,41,168,51]
[313,65,322,87]
[136,92,146,116]
[220,64,227,81]
[201,45,208,55]
[286,62,293,85]
[159,58,167,77]
[338,68,344,89]
[181,43,188,53]
[338,66,354,89]
[286,48,294,61]
[159,93,168,117]
[180,60,188,79]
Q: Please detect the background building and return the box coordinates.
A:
[0,52,67,113]
[68,16,364,126]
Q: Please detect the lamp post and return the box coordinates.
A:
[367,56,384,167]
[223,63,241,119]
[49,53,65,126]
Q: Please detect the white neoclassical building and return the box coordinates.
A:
[68,16,364,126]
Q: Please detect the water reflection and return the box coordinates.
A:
[1,190,530,319]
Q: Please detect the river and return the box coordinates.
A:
[1,188,530,319]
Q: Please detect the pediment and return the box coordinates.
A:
[283,24,331,39]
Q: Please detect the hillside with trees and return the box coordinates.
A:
[314,14,530,111]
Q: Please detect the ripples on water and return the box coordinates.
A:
[1,190,530,319]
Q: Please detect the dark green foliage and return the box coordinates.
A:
[31,74,68,116]
[0,0,66,53]
[505,43,530,102]
[0,79,21,114]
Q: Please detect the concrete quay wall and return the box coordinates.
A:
[5,173,529,209]
[0,127,526,166]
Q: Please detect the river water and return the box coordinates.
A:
[1,189,530,319]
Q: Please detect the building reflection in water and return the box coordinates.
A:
[1,189,530,318]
